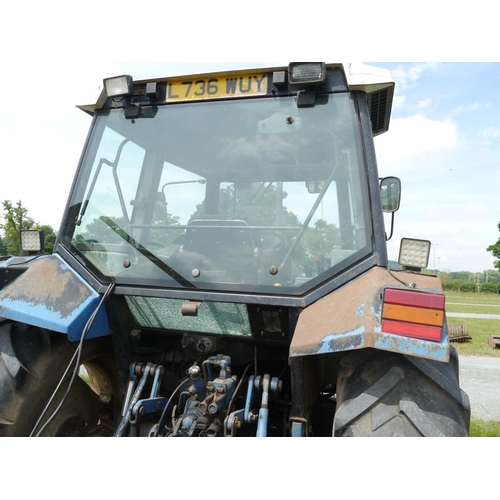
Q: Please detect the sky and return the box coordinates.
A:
[374,62,500,272]
[1,3,499,274]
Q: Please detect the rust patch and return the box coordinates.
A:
[0,256,92,319]
[290,267,444,358]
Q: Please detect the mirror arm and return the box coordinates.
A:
[386,212,395,241]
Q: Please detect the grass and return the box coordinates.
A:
[445,292,500,305]
[446,303,500,314]
[447,317,500,357]
[470,418,500,437]
[445,291,500,358]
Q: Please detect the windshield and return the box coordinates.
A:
[63,93,372,296]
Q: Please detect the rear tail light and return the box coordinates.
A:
[382,288,445,342]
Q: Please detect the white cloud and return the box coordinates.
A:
[375,114,460,171]
[453,103,481,114]
[417,98,432,108]
[392,95,406,109]
[391,63,438,90]
[372,111,500,271]
[481,127,500,139]
[385,197,500,272]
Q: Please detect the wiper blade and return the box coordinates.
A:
[100,216,196,289]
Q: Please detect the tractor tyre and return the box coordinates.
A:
[0,320,122,437]
[333,348,470,437]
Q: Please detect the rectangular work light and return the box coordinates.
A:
[104,75,134,98]
[288,63,326,85]
[398,237,431,271]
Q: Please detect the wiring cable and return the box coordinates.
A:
[152,376,191,437]
[30,282,115,437]
[387,268,417,289]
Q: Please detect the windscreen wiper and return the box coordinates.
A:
[100,216,196,289]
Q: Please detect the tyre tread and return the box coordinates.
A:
[334,349,471,437]
[0,321,119,436]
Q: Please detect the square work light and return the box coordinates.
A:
[398,238,431,271]
[20,230,44,253]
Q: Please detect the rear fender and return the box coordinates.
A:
[290,267,450,362]
[0,254,109,341]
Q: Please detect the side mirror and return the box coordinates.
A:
[380,176,401,213]
[305,180,326,194]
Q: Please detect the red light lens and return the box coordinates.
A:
[382,288,445,342]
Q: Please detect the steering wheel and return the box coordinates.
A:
[258,231,286,253]
[272,232,287,251]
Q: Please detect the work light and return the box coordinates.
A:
[288,63,326,85]
[20,230,44,253]
[398,238,430,271]
[104,75,134,98]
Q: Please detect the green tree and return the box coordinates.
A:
[302,218,340,260]
[0,200,36,255]
[487,222,500,272]
[78,216,129,244]
[36,224,57,254]
[0,235,7,256]
[0,200,56,255]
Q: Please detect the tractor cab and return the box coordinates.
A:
[62,63,395,302]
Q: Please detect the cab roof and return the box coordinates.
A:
[78,62,394,135]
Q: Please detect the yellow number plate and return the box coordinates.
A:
[166,73,268,102]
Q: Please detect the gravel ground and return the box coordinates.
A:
[448,311,500,421]
[459,355,500,421]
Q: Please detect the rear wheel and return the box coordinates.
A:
[0,321,122,437]
[333,348,470,437]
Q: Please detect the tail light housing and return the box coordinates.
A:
[382,288,445,342]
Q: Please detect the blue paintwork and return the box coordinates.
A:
[0,254,109,341]
[293,326,449,361]
[291,302,450,361]
[355,303,365,317]
[316,327,366,354]
[244,375,255,424]
[291,421,304,437]
[374,320,450,361]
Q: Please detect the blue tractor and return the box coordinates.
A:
[0,63,470,436]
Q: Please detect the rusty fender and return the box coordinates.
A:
[290,267,450,362]
[0,254,109,341]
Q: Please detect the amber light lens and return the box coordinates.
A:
[382,288,445,342]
